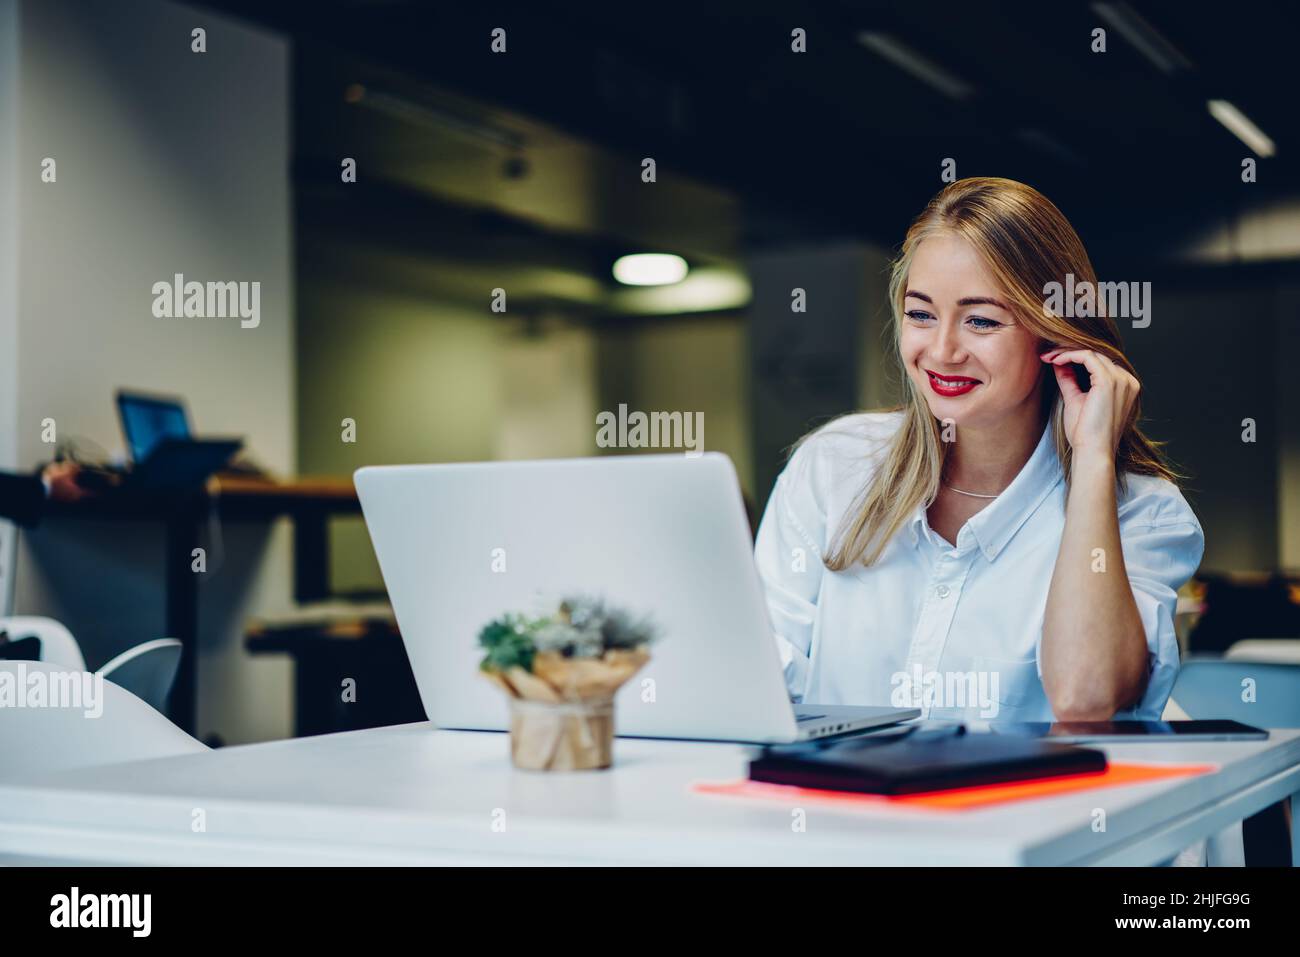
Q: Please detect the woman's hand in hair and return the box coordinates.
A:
[1040,348,1140,465]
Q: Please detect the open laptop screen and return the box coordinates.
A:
[117,392,191,462]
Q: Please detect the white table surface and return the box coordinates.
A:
[2,723,1298,866]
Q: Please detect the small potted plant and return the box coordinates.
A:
[478,595,656,771]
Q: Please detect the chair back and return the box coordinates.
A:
[1170,659,1300,728]
[99,638,182,715]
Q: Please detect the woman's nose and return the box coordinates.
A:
[932,320,964,362]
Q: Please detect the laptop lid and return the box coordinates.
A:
[355,453,801,742]
[117,391,192,463]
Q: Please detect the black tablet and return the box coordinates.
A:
[987,719,1267,743]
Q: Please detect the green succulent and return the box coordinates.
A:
[477,613,539,674]
[477,597,658,673]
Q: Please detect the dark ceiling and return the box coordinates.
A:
[187,0,1300,307]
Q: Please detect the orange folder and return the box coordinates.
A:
[693,762,1217,812]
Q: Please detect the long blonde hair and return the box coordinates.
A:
[811,177,1178,571]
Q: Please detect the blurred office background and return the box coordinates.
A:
[1,0,1297,745]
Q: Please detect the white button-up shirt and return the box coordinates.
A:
[754,411,1205,721]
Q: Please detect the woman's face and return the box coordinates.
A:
[899,232,1045,431]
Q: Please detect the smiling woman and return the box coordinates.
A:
[754,177,1204,726]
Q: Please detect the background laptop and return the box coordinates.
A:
[355,453,918,743]
[115,390,242,492]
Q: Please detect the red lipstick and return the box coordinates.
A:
[925,369,981,397]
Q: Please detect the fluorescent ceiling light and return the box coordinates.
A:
[1091,2,1192,74]
[856,32,973,101]
[1207,99,1276,158]
[612,253,689,286]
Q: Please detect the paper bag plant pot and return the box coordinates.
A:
[484,648,649,771]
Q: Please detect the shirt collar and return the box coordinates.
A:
[907,420,1064,561]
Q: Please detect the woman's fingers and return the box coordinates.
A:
[1043,349,1110,385]
[1043,348,1141,454]
[1052,360,1085,401]
[1040,349,1140,407]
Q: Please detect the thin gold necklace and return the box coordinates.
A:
[943,483,1000,499]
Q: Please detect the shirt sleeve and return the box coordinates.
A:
[0,470,48,528]
[753,439,829,704]
[1112,484,1205,719]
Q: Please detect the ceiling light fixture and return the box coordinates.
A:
[855,32,973,101]
[612,254,689,286]
[1207,99,1276,158]
[1091,2,1192,74]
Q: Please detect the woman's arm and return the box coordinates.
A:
[1038,348,1147,719]
[1042,452,1148,718]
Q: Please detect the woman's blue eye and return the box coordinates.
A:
[906,310,1001,329]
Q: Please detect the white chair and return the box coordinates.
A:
[0,660,207,783]
[1,616,183,716]
[0,615,86,670]
[99,638,182,715]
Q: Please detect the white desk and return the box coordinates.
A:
[1,724,1298,866]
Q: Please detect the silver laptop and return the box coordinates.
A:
[354,453,918,743]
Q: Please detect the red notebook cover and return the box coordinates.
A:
[694,762,1216,812]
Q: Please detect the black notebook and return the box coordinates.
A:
[750,731,1107,795]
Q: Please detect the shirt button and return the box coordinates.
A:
[936,584,951,599]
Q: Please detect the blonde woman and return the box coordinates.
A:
[755,177,1204,723]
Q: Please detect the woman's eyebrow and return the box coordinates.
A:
[905,290,1009,310]
[957,296,1009,309]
